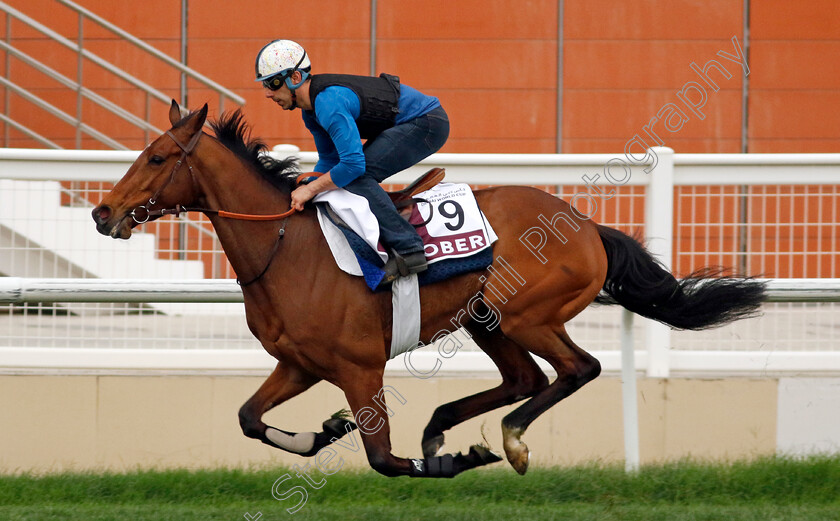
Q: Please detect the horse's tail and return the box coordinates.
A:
[595,225,766,330]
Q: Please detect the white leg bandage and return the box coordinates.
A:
[265,428,316,454]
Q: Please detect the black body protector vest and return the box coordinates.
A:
[308,73,401,140]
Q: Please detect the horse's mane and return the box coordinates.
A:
[209,109,300,193]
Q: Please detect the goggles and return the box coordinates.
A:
[262,74,289,91]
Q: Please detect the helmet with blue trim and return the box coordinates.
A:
[254,39,311,91]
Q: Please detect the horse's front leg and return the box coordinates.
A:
[339,366,500,478]
[239,361,357,457]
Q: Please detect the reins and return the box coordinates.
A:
[132,131,301,224]
[235,217,289,287]
[150,205,298,221]
[132,129,303,287]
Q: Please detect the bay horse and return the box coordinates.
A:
[92,101,765,478]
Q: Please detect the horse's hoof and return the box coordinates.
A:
[501,424,530,475]
[508,445,530,475]
[421,434,444,458]
[469,444,503,466]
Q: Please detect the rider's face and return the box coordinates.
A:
[264,70,303,111]
[264,83,295,110]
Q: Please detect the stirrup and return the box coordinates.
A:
[377,251,427,290]
[393,250,428,276]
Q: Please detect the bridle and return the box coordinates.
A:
[132,130,301,223]
[131,129,298,287]
[131,130,202,225]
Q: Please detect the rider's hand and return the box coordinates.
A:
[290,185,315,211]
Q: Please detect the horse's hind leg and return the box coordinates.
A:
[500,326,601,474]
[421,322,549,457]
[338,365,501,478]
[238,361,357,457]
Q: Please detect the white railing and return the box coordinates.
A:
[3,147,839,350]
[1,277,839,373]
[1,145,838,475]
[1,148,839,378]
[4,277,836,304]
[3,145,839,184]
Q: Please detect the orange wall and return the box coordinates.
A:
[2,1,839,278]
[749,0,840,152]
[563,0,744,153]
[2,0,838,153]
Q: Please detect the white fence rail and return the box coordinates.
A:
[2,145,840,184]
[2,277,839,375]
[1,147,839,376]
[3,277,840,304]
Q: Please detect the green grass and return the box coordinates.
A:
[1,455,839,520]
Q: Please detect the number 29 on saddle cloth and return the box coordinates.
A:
[413,183,497,263]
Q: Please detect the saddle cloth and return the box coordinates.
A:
[313,183,498,359]
[314,182,498,290]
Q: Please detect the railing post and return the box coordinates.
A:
[144,92,150,145]
[620,308,640,472]
[3,12,10,148]
[180,0,187,107]
[644,146,674,377]
[212,236,221,279]
[370,0,377,76]
[75,13,85,149]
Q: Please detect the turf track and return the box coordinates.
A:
[1,456,838,520]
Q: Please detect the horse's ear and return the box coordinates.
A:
[169,100,182,126]
[185,103,209,134]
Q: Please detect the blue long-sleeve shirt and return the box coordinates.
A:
[301,84,440,187]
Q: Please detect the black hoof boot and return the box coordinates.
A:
[408,453,456,478]
[408,445,503,478]
[465,444,503,467]
[322,417,357,440]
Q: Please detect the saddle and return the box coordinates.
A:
[319,166,445,226]
[388,167,446,218]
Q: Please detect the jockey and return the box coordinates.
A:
[255,39,449,275]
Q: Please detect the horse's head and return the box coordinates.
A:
[92,100,208,239]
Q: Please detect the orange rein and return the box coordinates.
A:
[217,208,297,221]
[296,172,324,184]
[197,172,323,221]
[146,131,321,223]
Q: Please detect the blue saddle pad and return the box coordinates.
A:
[322,207,493,292]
